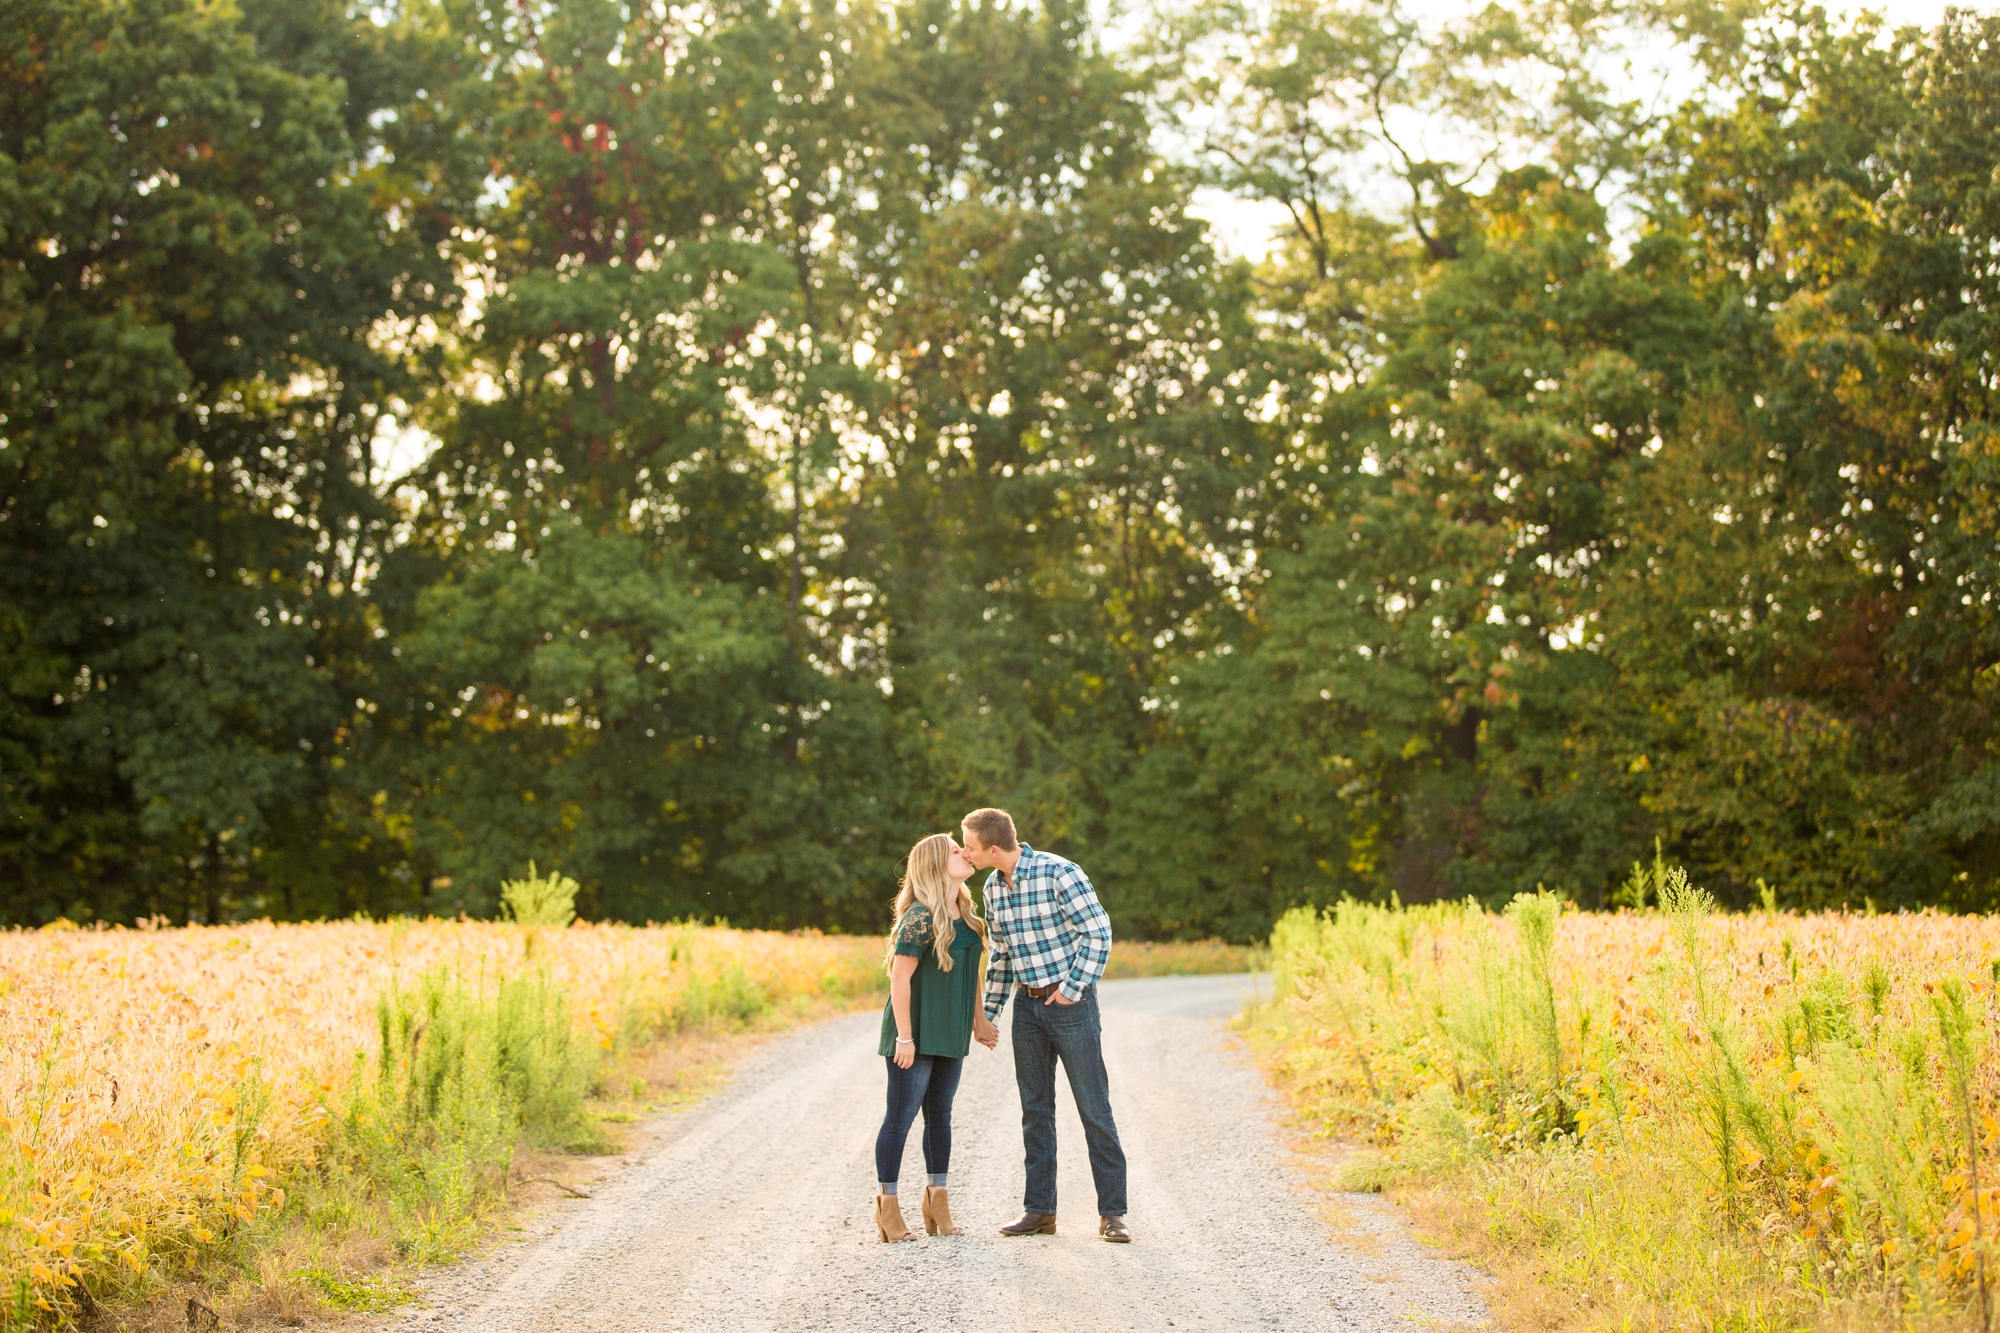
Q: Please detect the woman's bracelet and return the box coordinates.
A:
[896,1037,914,1045]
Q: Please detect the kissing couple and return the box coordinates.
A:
[871,807,1132,1246]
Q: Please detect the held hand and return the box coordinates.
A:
[1044,990,1078,1006]
[893,1042,915,1069]
[973,1016,999,1049]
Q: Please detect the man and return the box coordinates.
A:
[960,807,1131,1244]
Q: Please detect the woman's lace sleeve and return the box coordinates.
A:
[892,906,933,957]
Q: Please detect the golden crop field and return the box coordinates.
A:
[1255,879,2000,1330]
[0,920,883,1326]
[1102,938,1265,978]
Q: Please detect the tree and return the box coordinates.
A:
[0,0,468,922]
[13,0,1997,933]
[1134,2,2000,919]
[345,0,1279,928]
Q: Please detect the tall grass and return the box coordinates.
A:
[0,920,884,1327]
[316,965,607,1264]
[1101,939,1267,978]
[1250,881,2000,1330]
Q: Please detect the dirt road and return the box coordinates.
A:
[387,974,1488,1331]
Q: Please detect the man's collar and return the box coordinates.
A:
[992,844,1033,888]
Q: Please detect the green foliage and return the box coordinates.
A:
[1124,3,2000,919]
[9,0,2000,934]
[672,963,770,1029]
[1504,890,1564,1088]
[0,0,474,926]
[1256,885,1998,1323]
[328,964,604,1258]
[300,1267,419,1313]
[499,863,578,928]
[1268,894,1578,1155]
[1611,839,1671,910]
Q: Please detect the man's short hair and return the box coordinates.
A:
[961,808,1018,852]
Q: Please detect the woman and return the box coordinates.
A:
[874,833,998,1242]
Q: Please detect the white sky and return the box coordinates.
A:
[1186,0,1990,261]
[1856,0,1973,22]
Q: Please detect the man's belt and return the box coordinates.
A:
[1018,982,1060,999]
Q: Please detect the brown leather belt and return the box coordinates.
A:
[1018,982,1059,999]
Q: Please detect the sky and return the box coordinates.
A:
[1855,0,1972,21]
[1185,0,1993,262]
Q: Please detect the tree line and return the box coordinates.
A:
[4,0,1996,937]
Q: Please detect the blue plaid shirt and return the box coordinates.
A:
[981,845,1113,1018]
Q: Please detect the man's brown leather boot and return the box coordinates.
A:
[999,1211,1057,1236]
[1099,1215,1131,1243]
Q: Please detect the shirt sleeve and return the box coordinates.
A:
[893,906,933,958]
[1055,863,1112,1001]
[981,877,1013,1020]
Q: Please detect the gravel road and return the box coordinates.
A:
[385,974,1489,1332]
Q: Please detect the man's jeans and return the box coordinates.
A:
[1011,984,1128,1217]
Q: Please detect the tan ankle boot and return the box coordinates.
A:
[875,1193,914,1242]
[922,1186,961,1236]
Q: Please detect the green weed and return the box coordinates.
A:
[325,961,606,1262]
[1252,878,2000,1331]
[302,1266,420,1312]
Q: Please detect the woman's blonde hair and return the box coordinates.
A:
[885,833,987,973]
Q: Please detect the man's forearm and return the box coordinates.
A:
[983,962,1011,1018]
[1057,875,1113,998]
[1059,933,1110,998]
[983,952,1012,1019]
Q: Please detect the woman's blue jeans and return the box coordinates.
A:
[875,1053,963,1184]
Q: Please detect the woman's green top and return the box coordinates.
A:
[878,904,983,1059]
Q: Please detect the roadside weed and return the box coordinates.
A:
[1251,883,2000,1329]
